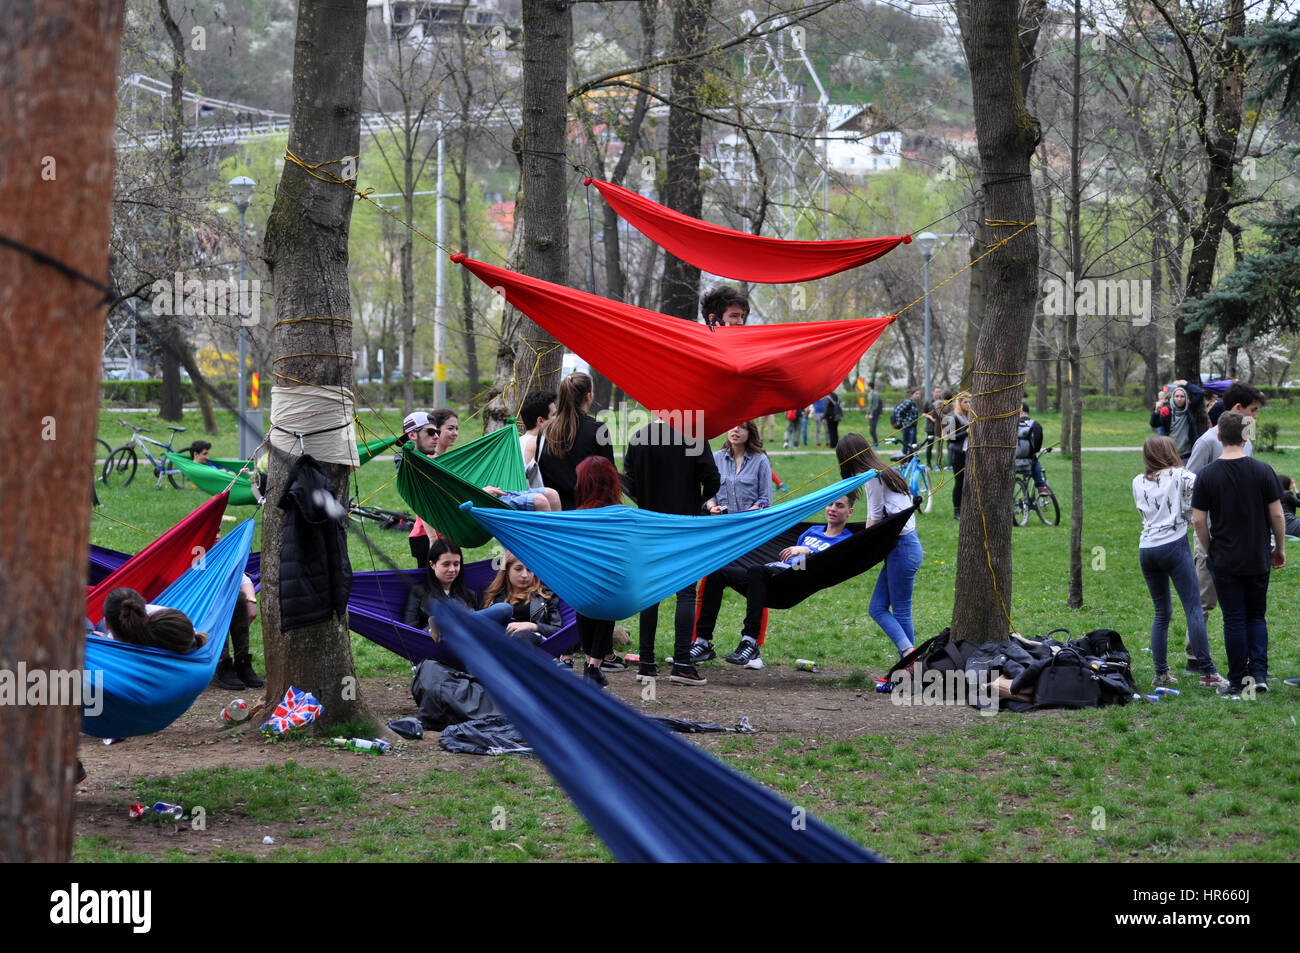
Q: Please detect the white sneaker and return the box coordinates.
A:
[744,655,765,670]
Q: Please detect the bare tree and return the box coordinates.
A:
[259,0,375,730]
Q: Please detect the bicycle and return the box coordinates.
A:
[350,502,417,531]
[94,438,112,484]
[1012,446,1060,526]
[102,421,187,489]
[884,439,935,515]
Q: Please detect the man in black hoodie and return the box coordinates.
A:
[624,416,721,686]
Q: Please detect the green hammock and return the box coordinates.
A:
[395,424,526,548]
[166,453,260,506]
[209,433,403,472]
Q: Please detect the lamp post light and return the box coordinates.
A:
[916,231,939,401]
[228,175,255,458]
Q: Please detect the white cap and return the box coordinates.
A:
[403,411,432,435]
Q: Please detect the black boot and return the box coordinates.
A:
[214,657,245,691]
[234,652,264,688]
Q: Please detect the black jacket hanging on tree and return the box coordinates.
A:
[278,454,352,630]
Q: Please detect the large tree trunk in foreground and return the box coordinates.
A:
[0,0,125,862]
[260,0,373,730]
[950,0,1045,645]
[486,0,571,430]
[657,0,712,322]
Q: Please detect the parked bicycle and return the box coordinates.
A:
[1013,446,1060,526]
[885,439,935,515]
[102,421,187,489]
[94,438,112,484]
[350,502,417,531]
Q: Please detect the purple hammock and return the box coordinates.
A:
[88,546,579,668]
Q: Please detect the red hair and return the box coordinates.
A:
[575,455,622,509]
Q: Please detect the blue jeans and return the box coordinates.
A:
[902,424,917,455]
[870,531,923,653]
[480,602,515,626]
[1209,563,1270,687]
[1139,539,1214,674]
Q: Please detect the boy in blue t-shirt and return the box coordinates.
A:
[693,496,855,670]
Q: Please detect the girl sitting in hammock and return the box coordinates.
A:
[403,538,515,631]
[481,552,563,647]
[96,587,209,653]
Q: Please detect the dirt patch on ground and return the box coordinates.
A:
[74,664,977,859]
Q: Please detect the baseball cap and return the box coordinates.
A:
[402,411,432,435]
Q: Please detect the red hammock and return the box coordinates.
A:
[86,492,228,621]
[452,255,895,439]
[586,177,911,283]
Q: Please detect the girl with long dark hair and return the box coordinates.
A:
[837,433,924,657]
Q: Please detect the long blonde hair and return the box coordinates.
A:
[481,552,551,608]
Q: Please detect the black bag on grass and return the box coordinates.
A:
[885,627,977,698]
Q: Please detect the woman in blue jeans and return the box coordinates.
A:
[837,433,923,656]
[1132,436,1227,688]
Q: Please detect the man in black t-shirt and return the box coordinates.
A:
[1191,412,1287,694]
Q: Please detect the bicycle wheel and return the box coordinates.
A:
[1035,486,1061,526]
[95,439,112,483]
[102,446,138,488]
[1012,478,1031,527]
[916,464,933,514]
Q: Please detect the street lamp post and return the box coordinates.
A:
[916,231,939,400]
[228,175,256,458]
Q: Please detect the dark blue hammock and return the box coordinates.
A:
[460,473,873,619]
[83,519,255,739]
[435,601,880,862]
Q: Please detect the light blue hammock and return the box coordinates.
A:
[82,519,256,739]
[460,473,872,619]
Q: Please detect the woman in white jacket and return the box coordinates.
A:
[1132,435,1228,689]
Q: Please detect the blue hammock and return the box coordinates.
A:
[460,473,873,619]
[82,519,256,739]
[435,601,879,862]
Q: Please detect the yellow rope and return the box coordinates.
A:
[91,509,157,538]
[895,220,1037,317]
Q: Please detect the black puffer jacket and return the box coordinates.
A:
[278,454,352,630]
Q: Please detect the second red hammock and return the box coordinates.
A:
[452,255,895,440]
[586,177,911,283]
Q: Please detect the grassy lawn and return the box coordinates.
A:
[82,399,1300,861]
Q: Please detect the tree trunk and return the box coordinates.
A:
[0,0,125,862]
[456,123,480,410]
[1066,0,1084,609]
[962,211,986,383]
[1172,0,1247,385]
[486,0,571,430]
[657,0,713,321]
[1143,226,1162,405]
[260,0,373,731]
[950,0,1045,645]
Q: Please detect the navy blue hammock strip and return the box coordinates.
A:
[435,601,880,862]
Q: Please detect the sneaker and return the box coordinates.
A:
[584,664,608,689]
[1253,680,1269,694]
[1153,671,1178,687]
[669,665,707,686]
[1038,486,1051,496]
[725,640,760,666]
[1284,677,1300,689]
[689,640,717,664]
[776,483,790,494]
[953,509,961,521]
[744,654,765,670]
[213,658,245,691]
[600,653,627,671]
[1199,672,1230,690]
[636,662,659,682]
[553,656,573,669]
[1216,682,1244,696]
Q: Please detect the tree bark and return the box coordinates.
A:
[657,0,713,321]
[950,0,1045,644]
[486,0,572,430]
[260,0,373,730]
[1066,0,1084,609]
[0,0,125,862]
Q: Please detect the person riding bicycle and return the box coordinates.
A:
[1016,403,1049,495]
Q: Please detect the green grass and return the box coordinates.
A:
[83,399,1300,861]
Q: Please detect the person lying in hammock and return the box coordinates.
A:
[691,496,856,669]
[403,537,515,631]
[93,587,209,653]
[480,551,563,648]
